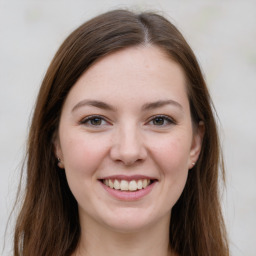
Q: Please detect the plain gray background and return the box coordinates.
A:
[1,1,256,255]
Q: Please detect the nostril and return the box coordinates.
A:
[123,158,143,166]
[109,137,147,165]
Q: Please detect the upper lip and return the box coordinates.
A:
[98,175,158,181]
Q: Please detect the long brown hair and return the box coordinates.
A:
[14,9,229,256]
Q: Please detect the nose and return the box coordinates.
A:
[110,124,147,166]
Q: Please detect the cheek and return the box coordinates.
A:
[60,132,110,207]
[60,132,109,177]
[150,134,191,173]
[149,135,191,201]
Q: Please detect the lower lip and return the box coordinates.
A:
[100,181,156,201]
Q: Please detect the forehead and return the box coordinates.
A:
[63,45,189,111]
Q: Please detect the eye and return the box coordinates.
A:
[148,115,176,126]
[80,115,109,127]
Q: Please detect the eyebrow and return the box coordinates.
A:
[72,100,116,112]
[141,99,183,111]
[72,99,183,112]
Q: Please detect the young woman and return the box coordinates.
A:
[14,9,229,256]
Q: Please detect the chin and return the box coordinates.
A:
[100,207,170,234]
[105,219,152,234]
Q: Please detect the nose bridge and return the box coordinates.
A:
[110,121,146,165]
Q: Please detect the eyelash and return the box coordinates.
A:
[80,115,110,127]
[80,115,176,127]
[147,115,176,126]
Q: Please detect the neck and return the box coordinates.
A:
[74,213,173,256]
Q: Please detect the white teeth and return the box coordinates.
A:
[120,180,129,191]
[142,179,148,188]
[114,179,120,190]
[137,180,142,189]
[129,180,137,191]
[109,179,114,188]
[103,178,151,191]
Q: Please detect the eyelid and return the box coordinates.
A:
[79,114,176,127]
[79,115,112,126]
[146,115,177,126]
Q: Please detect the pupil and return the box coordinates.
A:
[91,118,101,125]
[153,117,164,125]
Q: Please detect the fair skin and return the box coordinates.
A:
[55,45,203,256]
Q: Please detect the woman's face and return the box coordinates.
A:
[55,46,203,232]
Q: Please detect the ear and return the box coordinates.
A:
[189,121,204,169]
[53,134,65,169]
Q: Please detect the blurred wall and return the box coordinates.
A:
[1,1,255,255]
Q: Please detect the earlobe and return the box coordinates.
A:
[53,135,65,169]
[189,121,204,169]
[57,157,64,169]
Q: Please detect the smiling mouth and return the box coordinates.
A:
[100,179,155,192]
